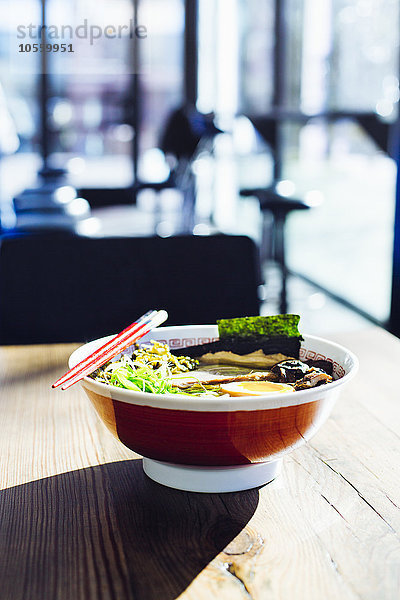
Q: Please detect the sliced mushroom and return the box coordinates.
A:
[270,359,311,383]
[294,368,333,390]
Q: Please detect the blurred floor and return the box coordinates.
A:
[260,263,371,335]
[286,154,395,324]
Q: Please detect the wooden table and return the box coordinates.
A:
[1,327,400,600]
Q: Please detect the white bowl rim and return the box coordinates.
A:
[68,326,359,411]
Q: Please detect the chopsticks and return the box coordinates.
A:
[52,309,168,390]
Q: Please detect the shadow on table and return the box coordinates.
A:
[0,459,259,600]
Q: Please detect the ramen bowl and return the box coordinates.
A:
[69,325,358,493]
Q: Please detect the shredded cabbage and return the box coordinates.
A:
[91,345,222,397]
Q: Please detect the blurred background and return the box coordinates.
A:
[1,0,400,342]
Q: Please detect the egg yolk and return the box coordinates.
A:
[220,381,294,397]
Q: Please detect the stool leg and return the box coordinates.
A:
[274,214,288,314]
[261,212,274,262]
[181,170,196,233]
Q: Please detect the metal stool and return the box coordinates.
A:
[241,185,314,313]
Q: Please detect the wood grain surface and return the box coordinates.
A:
[0,327,400,600]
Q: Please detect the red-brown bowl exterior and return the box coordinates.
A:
[70,327,357,467]
[84,389,333,465]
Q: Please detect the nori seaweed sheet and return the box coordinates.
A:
[217,314,301,340]
[171,336,302,359]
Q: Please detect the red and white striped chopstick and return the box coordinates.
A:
[52,309,168,391]
[52,309,157,389]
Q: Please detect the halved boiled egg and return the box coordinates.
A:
[220,380,294,397]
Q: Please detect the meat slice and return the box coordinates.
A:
[172,371,277,390]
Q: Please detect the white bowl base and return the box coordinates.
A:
[142,458,282,493]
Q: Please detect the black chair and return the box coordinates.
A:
[160,106,222,232]
[0,233,261,344]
